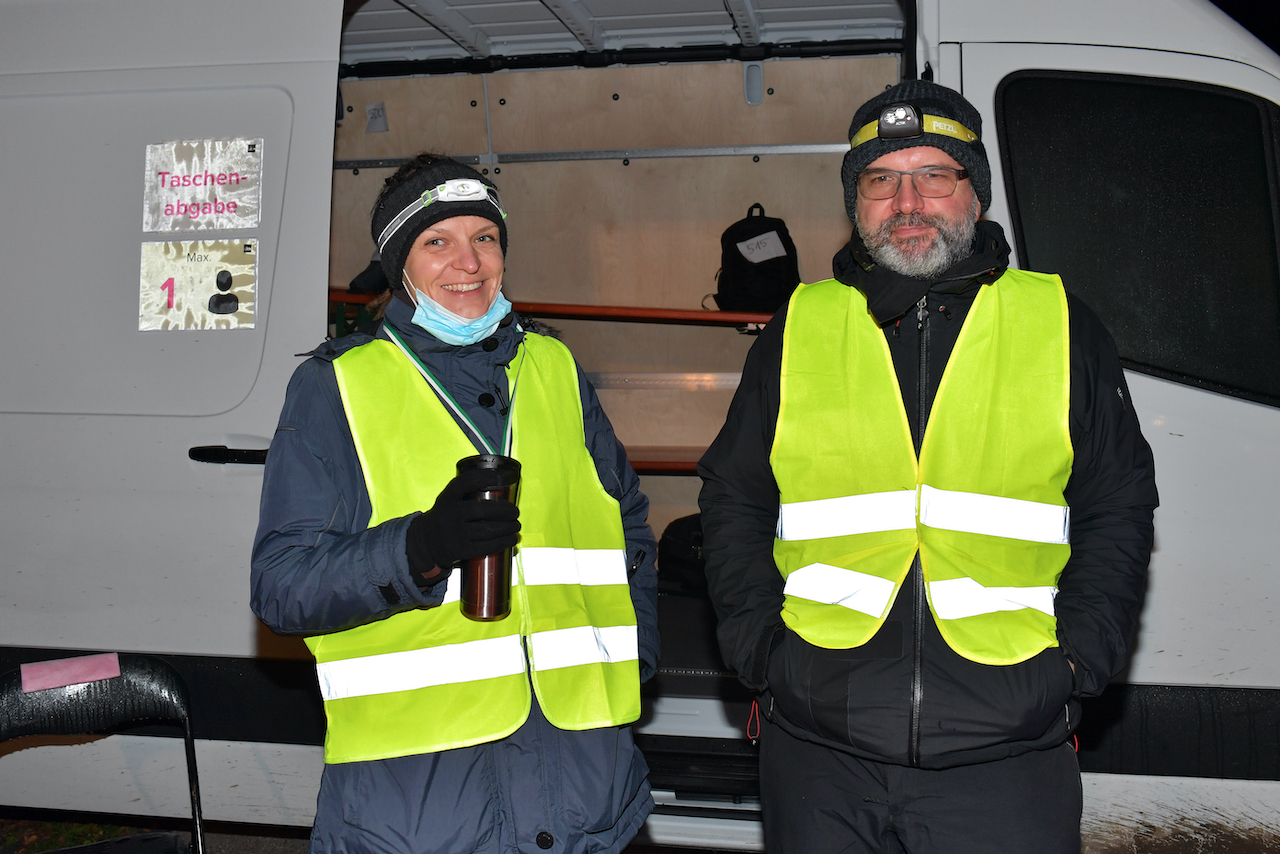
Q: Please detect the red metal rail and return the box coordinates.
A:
[511,301,771,326]
[624,446,703,475]
[328,291,772,327]
[330,291,375,304]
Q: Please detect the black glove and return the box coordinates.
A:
[406,468,520,587]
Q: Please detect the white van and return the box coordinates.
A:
[3,0,1279,849]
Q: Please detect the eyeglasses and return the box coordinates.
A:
[857,166,969,200]
[377,179,507,251]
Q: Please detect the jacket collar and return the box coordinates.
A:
[832,220,1011,326]
[381,294,523,365]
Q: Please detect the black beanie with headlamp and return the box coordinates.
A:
[841,80,992,220]
[370,155,509,291]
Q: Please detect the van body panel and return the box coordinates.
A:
[933,0,1279,73]
[0,1,342,659]
[0,0,340,74]
[3,0,1280,847]
[0,84,291,416]
[1116,374,1280,688]
[960,40,1280,690]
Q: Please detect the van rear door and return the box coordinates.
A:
[962,41,1280,692]
[0,0,341,823]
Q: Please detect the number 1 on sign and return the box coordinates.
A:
[161,277,174,309]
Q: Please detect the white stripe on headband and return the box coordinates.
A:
[377,178,506,251]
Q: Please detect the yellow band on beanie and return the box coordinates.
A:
[851,113,978,149]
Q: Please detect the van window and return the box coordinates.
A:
[995,71,1280,405]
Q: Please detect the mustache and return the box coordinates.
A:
[874,211,949,235]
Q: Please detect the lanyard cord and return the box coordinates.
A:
[501,345,526,456]
[383,326,524,457]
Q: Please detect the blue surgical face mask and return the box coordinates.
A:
[405,274,512,346]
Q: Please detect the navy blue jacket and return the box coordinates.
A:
[252,297,658,854]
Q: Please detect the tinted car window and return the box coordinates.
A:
[996,71,1280,405]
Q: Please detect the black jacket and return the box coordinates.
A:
[697,222,1158,769]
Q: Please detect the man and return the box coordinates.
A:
[252,155,658,854]
[698,80,1157,852]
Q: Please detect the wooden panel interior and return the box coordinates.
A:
[330,166,394,290]
[639,476,702,542]
[523,320,753,473]
[544,319,756,373]
[594,386,738,449]
[487,56,898,150]
[335,76,489,160]
[330,155,853,303]
[498,156,850,307]
[327,56,898,525]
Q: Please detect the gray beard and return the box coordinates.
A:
[857,197,979,279]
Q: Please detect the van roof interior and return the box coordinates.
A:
[340,0,906,68]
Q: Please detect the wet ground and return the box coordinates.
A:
[0,819,723,854]
[4,817,1279,854]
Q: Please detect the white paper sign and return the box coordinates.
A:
[142,138,263,232]
[736,230,787,263]
[138,240,257,330]
[365,102,389,134]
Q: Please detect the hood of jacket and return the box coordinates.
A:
[832,219,1011,326]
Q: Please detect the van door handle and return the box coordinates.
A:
[189,445,268,465]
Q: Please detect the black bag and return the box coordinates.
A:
[348,257,389,294]
[657,513,707,597]
[712,203,800,313]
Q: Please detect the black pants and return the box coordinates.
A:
[758,717,1082,854]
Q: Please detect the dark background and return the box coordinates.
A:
[1210,0,1280,53]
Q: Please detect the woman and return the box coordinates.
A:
[251,154,659,854]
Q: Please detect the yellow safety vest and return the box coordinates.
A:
[306,331,640,764]
[771,272,1072,665]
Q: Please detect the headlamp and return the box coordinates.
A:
[850,104,979,149]
[377,178,507,251]
[878,104,922,139]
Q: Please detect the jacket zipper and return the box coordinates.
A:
[909,294,929,768]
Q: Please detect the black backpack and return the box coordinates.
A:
[711,203,800,313]
[657,514,707,597]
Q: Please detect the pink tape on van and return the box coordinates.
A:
[21,653,121,693]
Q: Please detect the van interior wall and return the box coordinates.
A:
[330,56,897,534]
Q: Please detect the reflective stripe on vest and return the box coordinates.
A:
[316,635,526,701]
[429,548,629,606]
[312,333,637,764]
[530,624,639,670]
[778,485,1069,545]
[776,490,916,540]
[314,622,639,701]
[778,487,1066,618]
[519,546,630,586]
[315,543,637,702]
[772,273,1072,664]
